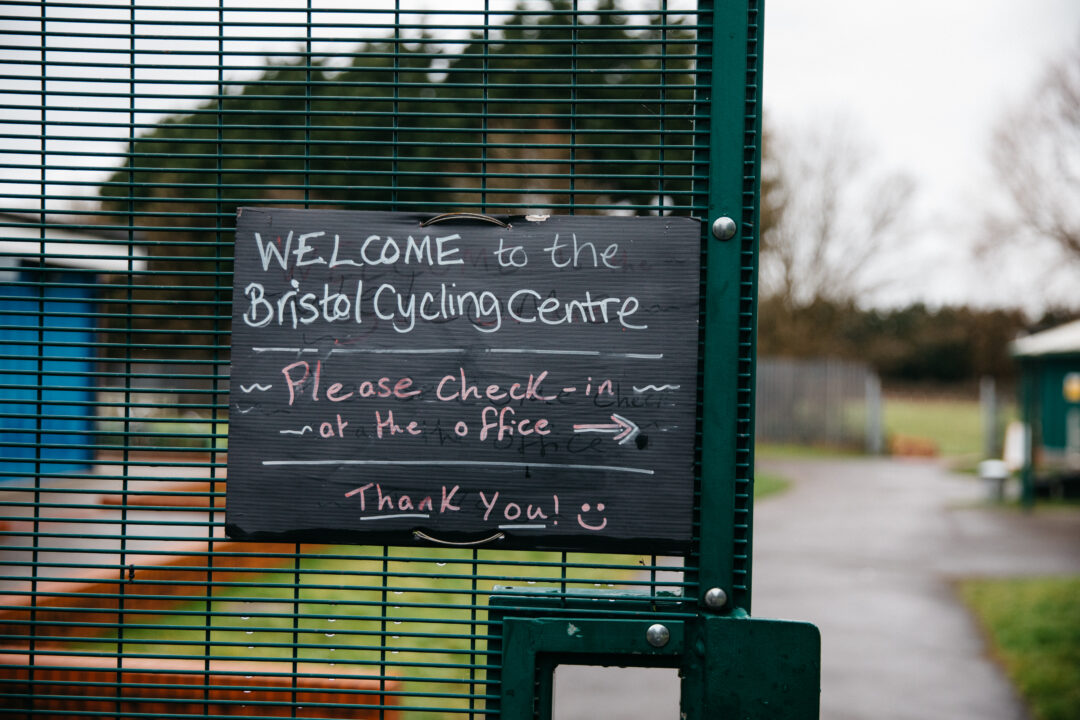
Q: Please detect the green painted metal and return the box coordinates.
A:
[1026,357,1080,452]
[680,614,821,719]
[502,617,685,717]
[0,1,796,717]
[696,0,762,617]
[487,587,688,718]
[1017,354,1080,506]
[489,588,819,719]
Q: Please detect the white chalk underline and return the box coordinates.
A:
[251,346,663,359]
[261,459,654,475]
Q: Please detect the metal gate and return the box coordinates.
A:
[0,1,815,718]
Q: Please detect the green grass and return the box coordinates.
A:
[959,575,1080,720]
[759,396,1013,460]
[754,471,791,500]
[79,548,663,718]
[884,396,984,457]
[883,396,1020,459]
[73,466,791,715]
[71,465,791,712]
[96,419,227,449]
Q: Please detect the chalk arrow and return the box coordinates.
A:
[573,413,640,445]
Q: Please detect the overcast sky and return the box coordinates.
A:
[4,0,1078,310]
[764,0,1080,310]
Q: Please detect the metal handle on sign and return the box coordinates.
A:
[420,212,511,229]
[413,530,506,547]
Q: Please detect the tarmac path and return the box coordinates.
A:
[557,457,1080,719]
[753,457,1080,720]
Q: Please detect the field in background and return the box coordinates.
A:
[883,393,1016,459]
[758,395,994,460]
[960,576,1080,720]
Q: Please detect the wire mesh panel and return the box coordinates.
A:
[757,357,880,450]
[0,1,762,717]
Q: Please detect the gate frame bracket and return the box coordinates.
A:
[488,588,819,720]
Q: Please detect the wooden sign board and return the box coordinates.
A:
[226,209,701,552]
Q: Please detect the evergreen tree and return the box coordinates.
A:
[96,1,696,357]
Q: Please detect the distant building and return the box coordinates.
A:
[0,213,146,479]
[1011,319,1080,501]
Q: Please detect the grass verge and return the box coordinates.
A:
[68,472,790,715]
[75,548,665,718]
[959,575,1080,720]
[754,471,791,500]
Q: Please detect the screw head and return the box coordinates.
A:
[711,216,737,241]
[646,623,670,648]
[704,587,728,609]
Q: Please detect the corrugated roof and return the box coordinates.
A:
[1011,319,1080,357]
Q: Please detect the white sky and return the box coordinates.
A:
[764,0,1080,310]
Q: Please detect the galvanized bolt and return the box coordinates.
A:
[711,216,737,241]
[704,587,728,609]
[646,623,670,648]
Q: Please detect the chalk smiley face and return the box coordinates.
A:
[576,502,607,531]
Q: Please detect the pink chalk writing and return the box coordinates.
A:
[435,367,558,403]
[345,483,461,515]
[280,360,419,405]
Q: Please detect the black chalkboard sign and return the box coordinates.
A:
[226,209,701,553]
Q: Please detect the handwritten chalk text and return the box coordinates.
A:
[242,280,646,333]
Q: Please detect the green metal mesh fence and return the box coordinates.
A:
[0,1,761,716]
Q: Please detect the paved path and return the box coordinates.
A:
[753,457,1080,720]
[558,457,1080,719]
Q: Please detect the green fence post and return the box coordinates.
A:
[697,0,763,616]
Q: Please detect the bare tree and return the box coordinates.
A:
[759,119,916,309]
[989,39,1080,262]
